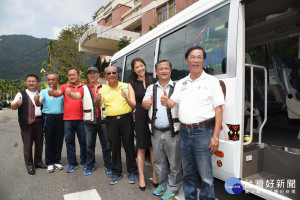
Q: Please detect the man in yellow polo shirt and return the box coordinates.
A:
[99,66,138,185]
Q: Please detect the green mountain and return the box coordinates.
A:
[0,35,49,80]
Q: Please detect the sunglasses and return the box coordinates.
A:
[106,71,117,75]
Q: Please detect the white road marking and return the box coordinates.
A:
[64,189,101,200]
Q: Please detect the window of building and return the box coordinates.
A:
[158,0,176,24]
[158,4,230,80]
[106,15,112,27]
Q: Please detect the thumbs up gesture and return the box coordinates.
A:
[143,94,153,110]
[48,85,54,96]
[95,88,101,102]
[121,88,128,99]
[17,97,23,107]
[65,85,71,96]
[34,91,39,102]
[160,89,169,106]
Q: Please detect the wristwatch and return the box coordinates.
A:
[212,136,219,142]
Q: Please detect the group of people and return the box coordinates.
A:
[12,46,225,200]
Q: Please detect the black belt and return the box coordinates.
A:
[106,112,132,120]
[180,117,215,130]
[154,126,170,132]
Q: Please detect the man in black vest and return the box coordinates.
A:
[11,74,46,175]
[142,60,182,200]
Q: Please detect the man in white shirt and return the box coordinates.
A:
[161,46,225,200]
[12,74,46,175]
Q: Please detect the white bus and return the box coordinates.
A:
[110,0,300,199]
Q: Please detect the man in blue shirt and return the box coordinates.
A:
[35,73,64,173]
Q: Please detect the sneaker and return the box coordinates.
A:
[128,173,138,184]
[106,168,112,175]
[47,165,54,173]
[161,190,176,200]
[84,168,95,176]
[153,185,167,196]
[66,165,79,173]
[110,174,123,185]
[54,163,64,170]
[82,163,87,170]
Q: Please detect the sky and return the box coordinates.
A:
[0,0,108,39]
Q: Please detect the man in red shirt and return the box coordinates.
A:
[66,66,112,176]
[48,68,87,173]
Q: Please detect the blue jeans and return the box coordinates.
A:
[64,120,86,166]
[84,121,112,170]
[180,125,215,200]
[43,114,64,166]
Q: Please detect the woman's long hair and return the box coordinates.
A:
[130,58,152,87]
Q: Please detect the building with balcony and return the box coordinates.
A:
[79,0,197,56]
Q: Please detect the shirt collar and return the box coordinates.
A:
[187,71,207,82]
[68,82,82,88]
[89,82,102,89]
[156,79,174,89]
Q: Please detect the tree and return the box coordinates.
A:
[48,24,97,84]
[94,56,110,77]
[117,36,131,51]
[42,39,56,73]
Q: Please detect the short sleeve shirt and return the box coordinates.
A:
[99,82,132,116]
[40,87,64,114]
[59,83,84,120]
[170,71,225,124]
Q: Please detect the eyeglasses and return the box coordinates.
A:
[189,56,203,61]
[106,71,117,75]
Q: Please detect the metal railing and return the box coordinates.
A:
[244,64,268,145]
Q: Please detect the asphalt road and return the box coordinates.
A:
[0,108,262,200]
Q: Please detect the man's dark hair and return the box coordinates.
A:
[185,46,206,59]
[68,68,80,75]
[155,60,173,70]
[26,74,39,82]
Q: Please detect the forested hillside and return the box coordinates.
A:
[0,35,48,80]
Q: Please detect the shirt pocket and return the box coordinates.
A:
[83,109,92,121]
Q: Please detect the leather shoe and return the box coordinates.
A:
[139,185,146,191]
[35,164,47,169]
[27,169,35,175]
[153,182,159,188]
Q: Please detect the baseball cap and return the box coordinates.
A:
[87,66,99,73]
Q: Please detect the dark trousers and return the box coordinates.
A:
[20,117,43,170]
[106,114,137,176]
[43,114,64,166]
[84,121,112,170]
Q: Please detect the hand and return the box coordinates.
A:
[209,137,219,154]
[34,91,39,102]
[65,85,71,96]
[48,85,54,96]
[95,88,101,102]
[17,97,23,107]
[143,94,153,110]
[160,89,169,106]
[121,88,127,99]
